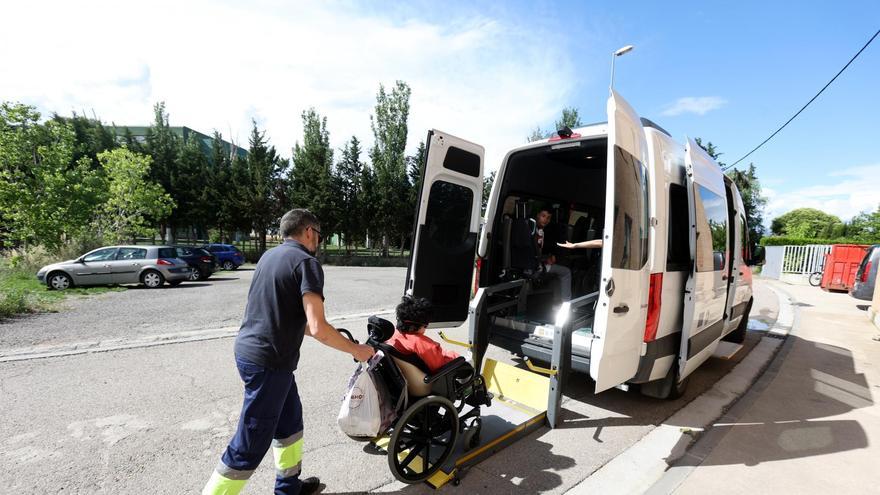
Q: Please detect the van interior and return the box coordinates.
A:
[482,137,608,358]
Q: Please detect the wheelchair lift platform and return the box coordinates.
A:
[374,357,550,489]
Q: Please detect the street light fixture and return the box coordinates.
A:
[610,44,634,93]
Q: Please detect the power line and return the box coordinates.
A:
[726,28,880,170]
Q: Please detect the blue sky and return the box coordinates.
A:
[1,0,877,223]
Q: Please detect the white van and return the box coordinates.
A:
[404,90,760,405]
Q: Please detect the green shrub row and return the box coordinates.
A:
[759,236,878,247]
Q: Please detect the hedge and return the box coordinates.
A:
[759,236,878,247]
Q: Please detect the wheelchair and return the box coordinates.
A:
[342,316,492,484]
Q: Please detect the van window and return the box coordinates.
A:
[740,213,749,262]
[425,180,474,250]
[666,183,690,271]
[611,146,648,270]
[443,146,481,178]
[694,185,728,272]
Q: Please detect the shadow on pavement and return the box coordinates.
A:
[673,335,870,467]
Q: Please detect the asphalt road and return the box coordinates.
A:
[0,268,779,494]
[0,266,407,350]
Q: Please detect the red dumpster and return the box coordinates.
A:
[821,244,870,292]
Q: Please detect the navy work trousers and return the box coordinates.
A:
[217,356,304,494]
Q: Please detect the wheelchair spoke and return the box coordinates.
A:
[401,443,425,471]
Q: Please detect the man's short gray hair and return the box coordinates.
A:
[280,209,319,238]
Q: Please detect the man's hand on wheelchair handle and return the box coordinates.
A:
[351,343,375,362]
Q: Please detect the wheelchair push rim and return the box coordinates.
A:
[388,396,459,484]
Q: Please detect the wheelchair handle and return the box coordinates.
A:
[337,328,358,344]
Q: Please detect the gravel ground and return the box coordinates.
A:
[0,266,407,350]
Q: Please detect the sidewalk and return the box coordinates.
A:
[659,280,880,494]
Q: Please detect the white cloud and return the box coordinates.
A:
[764,163,880,223]
[0,0,578,172]
[660,96,727,116]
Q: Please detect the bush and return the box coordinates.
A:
[6,245,56,272]
[321,255,409,267]
[759,236,877,247]
[0,289,33,319]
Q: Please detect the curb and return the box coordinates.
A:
[0,307,395,363]
[567,282,795,494]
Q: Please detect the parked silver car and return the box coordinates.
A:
[36,245,192,290]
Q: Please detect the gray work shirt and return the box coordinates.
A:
[234,240,324,371]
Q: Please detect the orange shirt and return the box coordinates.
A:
[387,330,460,374]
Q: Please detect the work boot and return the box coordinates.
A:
[299,476,322,495]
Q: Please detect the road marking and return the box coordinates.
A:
[0,307,395,363]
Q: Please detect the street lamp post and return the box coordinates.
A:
[609,44,634,93]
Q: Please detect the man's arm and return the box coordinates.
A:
[557,239,603,249]
[303,292,374,362]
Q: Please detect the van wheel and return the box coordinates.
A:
[668,367,690,400]
[641,361,689,400]
[723,299,752,344]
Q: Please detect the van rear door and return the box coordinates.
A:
[589,90,651,393]
[405,130,484,327]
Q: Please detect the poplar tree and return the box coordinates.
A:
[370,81,411,256]
[290,108,335,242]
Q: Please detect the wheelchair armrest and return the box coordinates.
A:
[423,356,469,384]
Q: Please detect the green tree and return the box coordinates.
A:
[96,148,174,244]
[144,102,180,240]
[726,164,767,242]
[208,131,234,241]
[335,136,365,252]
[244,121,286,253]
[290,108,335,243]
[770,208,843,238]
[845,205,880,241]
[527,126,545,142]
[482,170,496,215]
[370,81,412,256]
[0,103,106,249]
[175,131,211,239]
[51,112,117,167]
[555,107,583,130]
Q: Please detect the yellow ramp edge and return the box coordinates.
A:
[482,358,550,413]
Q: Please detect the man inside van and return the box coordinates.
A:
[534,208,572,301]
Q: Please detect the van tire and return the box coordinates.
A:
[722,299,752,344]
[641,361,689,400]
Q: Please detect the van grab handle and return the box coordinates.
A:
[524,357,558,376]
[437,331,473,349]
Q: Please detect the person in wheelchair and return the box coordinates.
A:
[387,296,460,373]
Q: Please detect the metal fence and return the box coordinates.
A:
[763,244,830,281]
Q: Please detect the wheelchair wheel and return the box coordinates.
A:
[388,396,459,484]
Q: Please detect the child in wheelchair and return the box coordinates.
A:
[347,297,492,483]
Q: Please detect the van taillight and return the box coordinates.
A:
[473,258,483,296]
[644,273,663,342]
[862,262,872,283]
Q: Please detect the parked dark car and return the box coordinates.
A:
[203,243,245,270]
[173,246,217,281]
[851,244,879,301]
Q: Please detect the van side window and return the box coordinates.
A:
[740,213,749,262]
[611,145,649,270]
[694,185,728,272]
[666,184,689,271]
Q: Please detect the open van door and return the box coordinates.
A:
[405,130,484,327]
[678,139,700,380]
[590,90,651,392]
[679,138,729,379]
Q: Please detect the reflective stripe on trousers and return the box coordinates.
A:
[273,431,304,478]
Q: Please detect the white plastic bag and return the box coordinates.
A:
[337,351,386,438]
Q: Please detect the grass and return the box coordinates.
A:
[0,262,125,321]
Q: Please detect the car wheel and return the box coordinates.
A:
[189,267,202,281]
[141,270,165,288]
[48,272,72,290]
[222,260,235,270]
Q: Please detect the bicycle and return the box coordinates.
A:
[809,259,825,287]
